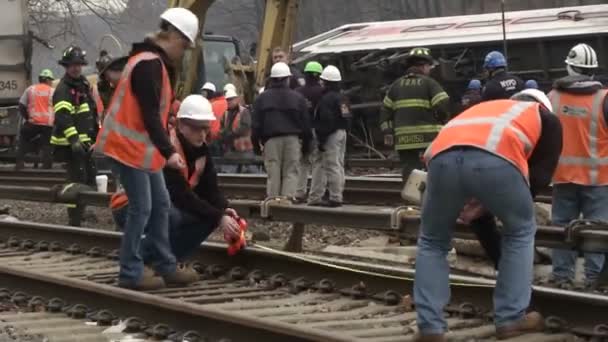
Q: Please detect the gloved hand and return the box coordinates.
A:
[71,141,86,156]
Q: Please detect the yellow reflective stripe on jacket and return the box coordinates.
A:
[431,92,449,106]
[54,101,75,113]
[63,126,78,138]
[396,141,431,150]
[79,134,91,142]
[395,125,443,135]
[394,99,431,109]
[77,103,90,113]
[50,136,69,145]
[383,97,394,110]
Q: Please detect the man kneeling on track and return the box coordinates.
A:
[413,89,563,342]
[111,95,242,262]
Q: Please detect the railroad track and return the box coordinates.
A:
[0,169,557,205]
[0,220,605,341]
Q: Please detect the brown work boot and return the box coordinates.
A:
[413,333,446,342]
[496,311,544,340]
[118,274,166,291]
[162,264,199,286]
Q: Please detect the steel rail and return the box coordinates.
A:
[0,220,606,333]
[0,185,606,254]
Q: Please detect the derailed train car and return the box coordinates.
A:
[292,5,608,149]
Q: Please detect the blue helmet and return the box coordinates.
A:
[483,51,507,69]
[467,79,482,90]
[525,79,539,89]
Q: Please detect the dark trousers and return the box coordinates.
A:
[113,205,217,262]
[54,146,97,226]
[16,123,53,169]
[398,149,425,182]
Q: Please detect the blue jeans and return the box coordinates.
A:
[113,205,217,261]
[415,148,536,334]
[551,183,607,283]
[110,160,176,285]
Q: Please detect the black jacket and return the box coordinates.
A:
[552,75,608,123]
[251,81,312,147]
[128,39,176,159]
[482,70,524,101]
[296,81,324,121]
[314,86,351,147]
[164,131,228,227]
[51,75,98,146]
[528,106,563,197]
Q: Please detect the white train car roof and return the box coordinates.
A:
[293,5,608,55]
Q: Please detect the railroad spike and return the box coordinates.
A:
[268,273,288,289]
[65,243,82,254]
[180,330,205,342]
[35,240,49,251]
[11,291,29,306]
[313,279,335,293]
[288,277,310,293]
[27,296,46,312]
[49,241,62,251]
[85,247,104,257]
[372,290,401,306]
[204,264,226,278]
[7,237,20,248]
[229,267,247,280]
[147,323,172,340]
[20,239,35,249]
[67,303,89,319]
[544,316,569,333]
[91,309,115,326]
[0,288,10,301]
[247,269,265,284]
[124,317,147,333]
[46,298,65,313]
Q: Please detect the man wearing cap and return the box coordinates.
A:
[481,51,524,101]
[252,62,312,198]
[414,89,562,341]
[220,88,258,173]
[16,69,56,170]
[461,79,482,111]
[380,47,451,181]
[51,46,99,226]
[110,95,242,265]
[201,82,228,156]
[94,51,128,120]
[295,61,325,202]
[96,7,201,290]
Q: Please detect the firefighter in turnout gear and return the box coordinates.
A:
[380,47,450,181]
[51,46,99,226]
[16,69,55,170]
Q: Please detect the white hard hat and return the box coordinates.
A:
[565,43,598,69]
[225,88,239,99]
[223,83,236,93]
[201,82,216,92]
[511,89,553,112]
[177,95,216,121]
[320,65,342,82]
[160,8,199,48]
[270,62,292,78]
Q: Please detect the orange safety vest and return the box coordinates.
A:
[26,84,54,126]
[170,128,206,187]
[224,106,254,152]
[209,96,227,141]
[549,88,608,185]
[424,100,542,179]
[91,85,105,124]
[95,51,172,172]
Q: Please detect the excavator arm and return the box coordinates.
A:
[166,0,299,97]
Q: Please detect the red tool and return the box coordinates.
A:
[226,216,248,256]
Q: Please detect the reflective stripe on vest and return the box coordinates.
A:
[95,52,171,171]
[27,84,54,126]
[229,106,253,152]
[550,89,608,185]
[424,100,541,180]
[170,128,206,187]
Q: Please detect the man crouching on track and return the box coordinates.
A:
[111,96,242,266]
[413,89,563,342]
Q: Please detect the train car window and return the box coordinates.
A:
[457,20,504,28]
[401,24,454,33]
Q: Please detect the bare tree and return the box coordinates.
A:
[27,0,127,44]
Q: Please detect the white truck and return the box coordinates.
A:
[0,0,30,155]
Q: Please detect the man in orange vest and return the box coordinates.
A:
[413,89,563,342]
[549,43,608,288]
[95,8,200,291]
[110,95,241,260]
[16,69,55,170]
[204,82,228,157]
[219,88,259,173]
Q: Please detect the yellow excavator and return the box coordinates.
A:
[167,0,299,103]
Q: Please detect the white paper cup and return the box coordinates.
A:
[96,175,109,193]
